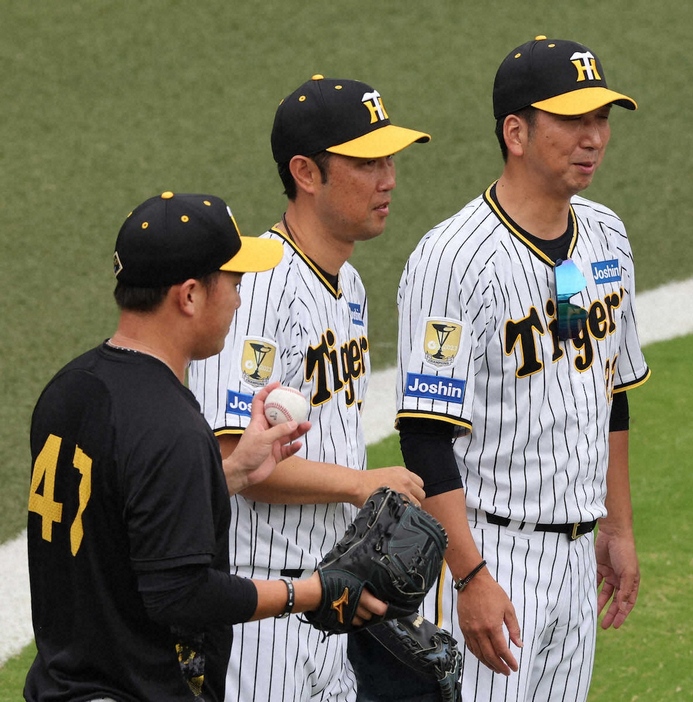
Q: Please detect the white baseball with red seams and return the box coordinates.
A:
[264,386,309,425]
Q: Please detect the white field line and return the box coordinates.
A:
[0,534,33,664]
[1,277,692,665]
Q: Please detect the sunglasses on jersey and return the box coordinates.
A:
[554,258,588,340]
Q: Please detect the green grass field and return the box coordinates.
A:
[1,0,692,698]
[369,336,693,701]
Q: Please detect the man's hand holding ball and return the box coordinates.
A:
[223,383,310,495]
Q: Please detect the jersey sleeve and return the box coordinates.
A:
[613,247,650,390]
[614,285,650,390]
[396,211,486,433]
[574,199,650,392]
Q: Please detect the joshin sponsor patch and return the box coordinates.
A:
[591,259,621,284]
[404,373,466,404]
[348,301,364,327]
[226,390,253,417]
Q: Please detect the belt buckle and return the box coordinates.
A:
[570,522,581,540]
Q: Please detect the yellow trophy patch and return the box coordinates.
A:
[241,338,277,387]
[424,319,462,367]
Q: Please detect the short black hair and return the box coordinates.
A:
[113,271,221,312]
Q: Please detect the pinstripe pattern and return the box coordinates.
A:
[421,520,597,702]
[189,227,368,701]
[396,184,649,702]
[397,185,649,524]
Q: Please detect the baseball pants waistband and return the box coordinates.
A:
[472,509,597,540]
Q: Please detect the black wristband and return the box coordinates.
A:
[276,578,295,618]
[454,560,487,592]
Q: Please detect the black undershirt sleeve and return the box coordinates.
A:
[610,390,629,432]
[399,392,627,497]
[398,417,461,498]
[138,565,258,628]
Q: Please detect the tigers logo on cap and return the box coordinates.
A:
[570,51,602,82]
[492,36,637,118]
[361,89,389,124]
[270,75,430,163]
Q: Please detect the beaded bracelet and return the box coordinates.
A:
[453,560,487,592]
[276,578,295,618]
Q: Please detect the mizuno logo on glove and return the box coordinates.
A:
[331,588,350,624]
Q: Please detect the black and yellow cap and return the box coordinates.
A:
[113,192,283,288]
[493,36,637,119]
[271,74,430,163]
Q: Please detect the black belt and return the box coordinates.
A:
[485,512,597,540]
[280,568,304,578]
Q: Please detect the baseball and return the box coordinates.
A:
[264,386,309,426]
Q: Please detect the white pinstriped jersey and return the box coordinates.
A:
[189,227,369,574]
[396,184,650,525]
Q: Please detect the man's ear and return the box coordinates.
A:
[289,155,322,195]
[503,114,527,157]
[175,278,202,317]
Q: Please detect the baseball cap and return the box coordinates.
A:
[113,191,283,288]
[493,36,637,119]
[270,74,430,163]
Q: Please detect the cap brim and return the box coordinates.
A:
[326,124,430,159]
[220,237,283,273]
[532,87,637,115]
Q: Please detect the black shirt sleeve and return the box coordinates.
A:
[398,417,462,498]
[609,390,629,432]
[138,565,258,628]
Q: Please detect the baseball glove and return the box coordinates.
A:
[305,487,447,635]
[366,614,463,702]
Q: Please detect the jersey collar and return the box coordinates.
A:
[484,182,577,265]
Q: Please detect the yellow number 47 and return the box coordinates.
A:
[29,434,92,556]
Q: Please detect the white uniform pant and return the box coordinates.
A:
[420,514,597,702]
[226,569,357,702]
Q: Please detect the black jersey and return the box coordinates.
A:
[25,343,233,701]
